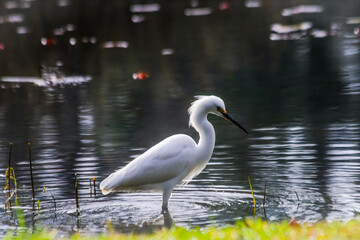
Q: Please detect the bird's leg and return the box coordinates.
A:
[161,207,168,214]
[162,209,174,229]
[161,189,172,213]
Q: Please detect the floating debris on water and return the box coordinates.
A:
[130,3,161,13]
[330,22,341,36]
[270,32,307,41]
[270,22,313,41]
[41,37,56,46]
[184,7,212,17]
[281,5,324,17]
[16,26,30,34]
[219,1,230,11]
[6,0,32,9]
[132,71,149,80]
[271,22,313,34]
[1,75,92,88]
[3,13,24,23]
[66,24,75,31]
[244,0,261,8]
[53,24,75,36]
[53,27,65,36]
[190,0,199,7]
[81,36,97,44]
[57,0,69,7]
[346,17,360,25]
[102,41,129,49]
[69,37,77,45]
[161,48,174,55]
[355,27,360,36]
[132,14,146,23]
[311,29,328,38]
[5,1,18,9]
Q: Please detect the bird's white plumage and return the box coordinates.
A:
[188,95,226,127]
[100,134,197,193]
[100,95,245,210]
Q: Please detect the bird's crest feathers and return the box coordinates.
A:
[188,95,217,127]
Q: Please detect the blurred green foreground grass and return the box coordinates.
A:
[4,218,360,240]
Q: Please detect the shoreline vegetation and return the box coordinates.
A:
[4,218,360,240]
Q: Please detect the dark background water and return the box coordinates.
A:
[1,0,360,236]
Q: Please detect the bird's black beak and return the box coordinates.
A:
[221,112,248,134]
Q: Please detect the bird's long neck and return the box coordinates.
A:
[191,110,216,161]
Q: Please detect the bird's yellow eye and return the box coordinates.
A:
[217,107,227,114]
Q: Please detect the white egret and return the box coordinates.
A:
[100,95,248,210]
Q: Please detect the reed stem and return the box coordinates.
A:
[248,176,256,217]
[294,190,300,203]
[93,177,96,198]
[7,143,13,197]
[75,173,80,216]
[37,200,40,215]
[263,181,267,221]
[28,142,35,201]
[50,193,57,213]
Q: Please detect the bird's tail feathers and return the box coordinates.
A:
[99,172,121,195]
[101,188,112,195]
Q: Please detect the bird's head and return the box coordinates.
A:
[188,95,248,134]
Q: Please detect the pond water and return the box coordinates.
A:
[1,0,360,237]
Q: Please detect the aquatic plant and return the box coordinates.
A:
[28,142,35,201]
[4,143,17,208]
[37,200,40,215]
[75,173,80,216]
[93,177,96,198]
[248,176,256,217]
[43,186,57,217]
[263,181,267,221]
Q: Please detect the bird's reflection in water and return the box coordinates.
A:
[110,210,175,234]
[158,209,175,229]
[141,210,175,232]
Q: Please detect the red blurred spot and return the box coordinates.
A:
[0,43,4,50]
[41,37,56,46]
[219,1,230,10]
[132,72,149,80]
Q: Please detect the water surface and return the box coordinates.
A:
[1,0,360,237]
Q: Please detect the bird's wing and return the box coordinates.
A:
[100,134,197,193]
